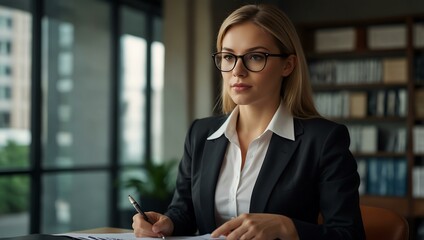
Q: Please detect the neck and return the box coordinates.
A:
[236,99,280,137]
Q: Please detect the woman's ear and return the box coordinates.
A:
[281,54,297,77]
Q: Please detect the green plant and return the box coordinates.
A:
[124,159,178,200]
[0,141,30,214]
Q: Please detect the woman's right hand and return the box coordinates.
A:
[132,212,174,238]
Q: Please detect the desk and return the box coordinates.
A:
[72,228,132,234]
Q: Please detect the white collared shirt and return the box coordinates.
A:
[207,101,295,226]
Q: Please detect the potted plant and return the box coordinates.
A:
[124,159,178,213]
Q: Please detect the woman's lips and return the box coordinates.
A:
[231,83,251,92]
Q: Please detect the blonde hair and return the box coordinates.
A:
[216,4,320,119]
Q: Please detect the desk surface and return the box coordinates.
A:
[73,227,132,234]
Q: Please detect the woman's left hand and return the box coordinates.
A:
[211,213,299,240]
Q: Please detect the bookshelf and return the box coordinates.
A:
[298,15,424,239]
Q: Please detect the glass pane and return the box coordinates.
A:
[0,1,31,237]
[119,7,147,165]
[42,0,111,168]
[151,17,164,163]
[118,168,144,228]
[42,172,110,233]
[0,4,31,170]
[0,175,30,237]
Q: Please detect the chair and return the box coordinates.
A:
[318,205,409,240]
[360,205,409,240]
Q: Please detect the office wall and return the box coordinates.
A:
[162,0,213,160]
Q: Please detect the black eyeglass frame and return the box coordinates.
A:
[212,51,290,72]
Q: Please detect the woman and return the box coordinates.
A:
[132,4,365,240]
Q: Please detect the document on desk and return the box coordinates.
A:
[55,232,225,240]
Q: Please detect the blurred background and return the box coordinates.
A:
[0,0,424,239]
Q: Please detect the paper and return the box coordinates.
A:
[55,232,225,240]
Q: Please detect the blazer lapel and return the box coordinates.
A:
[250,119,304,213]
[199,135,228,230]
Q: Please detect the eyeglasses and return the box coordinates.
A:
[212,51,289,72]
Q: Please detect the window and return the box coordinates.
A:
[0,0,163,237]
[0,2,31,237]
[0,40,12,55]
[117,4,164,228]
[0,86,11,99]
[0,65,12,76]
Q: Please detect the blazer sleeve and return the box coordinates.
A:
[293,124,366,240]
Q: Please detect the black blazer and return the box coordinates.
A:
[165,115,366,240]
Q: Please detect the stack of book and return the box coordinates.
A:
[309,58,407,85]
[367,24,407,49]
[348,125,406,154]
[314,27,356,52]
[348,125,378,153]
[309,59,382,85]
[357,158,407,196]
[314,89,407,118]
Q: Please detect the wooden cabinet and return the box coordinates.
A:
[298,15,424,239]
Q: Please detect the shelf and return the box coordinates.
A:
[413,199,424,217]
[353,152,407,158]
[307,49,406,59]
[302,13,424,239]
[329,116,407,123]
[313,82,407,91]
[360,195,409,216]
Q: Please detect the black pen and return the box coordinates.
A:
[128,195,165,239]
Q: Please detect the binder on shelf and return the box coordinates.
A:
[347,125,361,153]
[386,90,397,116]
[416,89,424,118]
[315,27,356,52]
[376,90,386,116]
[395,128,407,153]
[367,158,379,195]
[349,92,367,118]
[360,126,378,153]
[414,23,424,48]
[397,89,407,117]
[394,159,407,196]
[414,126,424,154]
[382,58,408,84]
[367,91,378,116]
[377,127,406,153]
[357,159,367,195]
[413,166,424,197]
[367,24,407,49]
[416,56,424,83]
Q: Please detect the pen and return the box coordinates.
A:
[128,195,165,240]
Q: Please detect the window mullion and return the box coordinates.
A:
[29,0,44,234]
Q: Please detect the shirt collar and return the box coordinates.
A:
[207,101,295,141]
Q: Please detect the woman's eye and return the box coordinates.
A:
[248,53,265,61]
[223,54,235,61]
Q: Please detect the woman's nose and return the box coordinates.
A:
[232,58,248,77]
